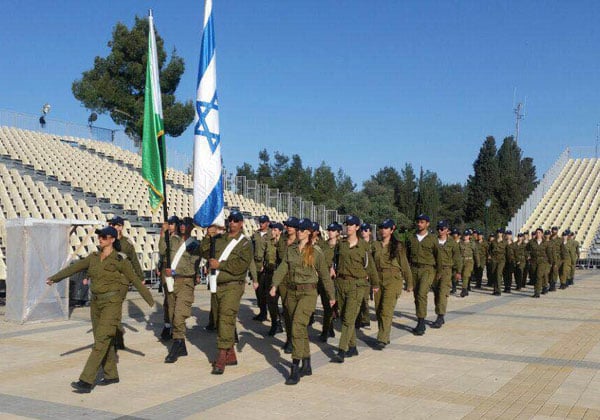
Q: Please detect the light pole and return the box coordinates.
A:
[484,198,492,236]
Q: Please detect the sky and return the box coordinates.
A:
[2,1,600,188]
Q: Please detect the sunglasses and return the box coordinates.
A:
[98,234,108,239]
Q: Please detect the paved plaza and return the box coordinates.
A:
[1,270,600,419]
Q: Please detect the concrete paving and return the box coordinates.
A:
[1,271,600,419]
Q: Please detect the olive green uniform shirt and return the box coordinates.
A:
[372,240,413,289]
[159,234,199,277]
[201,232,253,283]
[335,237,381,287]
[438,239,462,274]
[406,233,441,270]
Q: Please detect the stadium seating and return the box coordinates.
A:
[519,157,600,257]
[0,126,290,280]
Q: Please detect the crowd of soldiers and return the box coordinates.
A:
[45,211,581,392]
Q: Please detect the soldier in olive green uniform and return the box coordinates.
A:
[568,232,580,285]
[331,215,380,363]
[277,216,300,353]
[106,216,144,350]
[548,227,561,292]
[372,219,412,349]
[489,228,508,295]
[319,222,342,342]
[503,231,515,293]
[201,210,252,375]
[473,230,488,289]
[559,231,572,289]
[486,234,495,287]
[270,218,335,385]
[527,228,552,298]
[251,215,272,321]
[157,216,181,339]
[356,222,375,329]
[512,233,528,290]
[450,228,462,294]
[162,217,200,363]
[433,222,461,328]
[46,226,154,393]
[264,222,281,335]
[406,214,441,336]
[459,229,479,297]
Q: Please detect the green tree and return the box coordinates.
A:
[312,162,338,206]
[235,162,255,180]
[72,16,194,146]
[398,163,418,220]
[466,136,500,228]
[256,149,273,186]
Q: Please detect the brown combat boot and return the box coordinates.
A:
[211,349,227,375]
[225,347,238,366]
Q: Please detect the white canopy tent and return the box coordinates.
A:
[4,218,102,324]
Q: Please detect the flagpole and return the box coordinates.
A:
[158,132,171,270]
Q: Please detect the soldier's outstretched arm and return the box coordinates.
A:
[120,258,154,307]
[46,257,91,285]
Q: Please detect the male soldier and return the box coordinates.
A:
[319,222,342,342]
[503,230,515,293]
[523,231,535,286]
[527,228,552,297]
[107,216,144,350]
[251,215,272,322]
[161,217,200,363]
[549,226,561,292]
[568,231,580,285]
[512,233,528,290]
[202,210,252,375]
[559,230,572,289]
[356,222,374,329]
[486,234,495,287]
[157,216,181,339]
[489,228,507,296]
[406,214,440,335]
[459,229,479,297]
[474,230,488,289]
[433,221,461,328]
[450,228,462,294]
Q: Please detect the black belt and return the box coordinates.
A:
[337,275,363,280]
[411,263,434,269]
[219,279,244,285]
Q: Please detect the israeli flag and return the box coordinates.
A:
[193,0,225,227]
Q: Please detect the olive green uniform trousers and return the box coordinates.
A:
[412,266,436,319]
[534,262,550,294]
[336,278,362,351]
[278,282,292,339]
[285,286,318,359]
[216,282,245,350]
[432,267,452,315]
[318,282,334,334]
[559,261,571,286]
[461,259,474,291]
[374,270,402,344]
[493,259,505,294]
[170,277,195,339]
[80,290,123,383]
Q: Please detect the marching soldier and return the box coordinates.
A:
[489,228,507,296]
[473,230,488,289]
[406,214,440,336]
[433,221,461,328]
[450,228,462,294]
[265,222,283,335]
[46,226,154,393]
[459,229,479,297]
[549,226,561,292]
[568,231,580,285]
[503,230,514,293]
[527,228,552,298]
[278,216,300,353]
[107,216,144,350]
[559,230,572,289]
[270,218,335,385]
[201,210,252,375]
[372,219,412,349]
[251,215,272,322]
[486,234,495,287]
[356,222,374,329]
[330,215,380,362]
[319,222,342,342]
[162,217,200,363]
[512,233,528,290]
[157,216,181,339]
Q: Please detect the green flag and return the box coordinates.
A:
[142,10,165,211]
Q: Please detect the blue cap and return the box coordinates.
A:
[472,229,479,235]
[562,230,569,236]
[436,220,449,229]
[95,226,118,238]
[344,215,361,226]
[416,214,430,222]
[551,226,559,231]
[464,229,473,236]
[284,216,300,229]
[269,222,284,231]
[451,228,460,235]
[360,222,371,232]
[258,215,270,223]
[535,227,544,233]
[167,215,180,224]
[497,227,505,234]
[505,230,512,235]
[327,222,342,231]
[108,216,125,226]
[228,210,244,222]
[312,222,320,231]
[181,217,194,226]
[298,218,313,231]
[517,232,524,237]
[379,219,395,229]
[544,229,551,235]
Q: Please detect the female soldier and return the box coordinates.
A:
[318,222,342,342]
[372,219,412,350]
[330,215,380,363]
[46,226,154,393]
[270,218,335,385]
[278,216,299,354]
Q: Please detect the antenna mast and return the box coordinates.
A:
[514,101,524,144]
